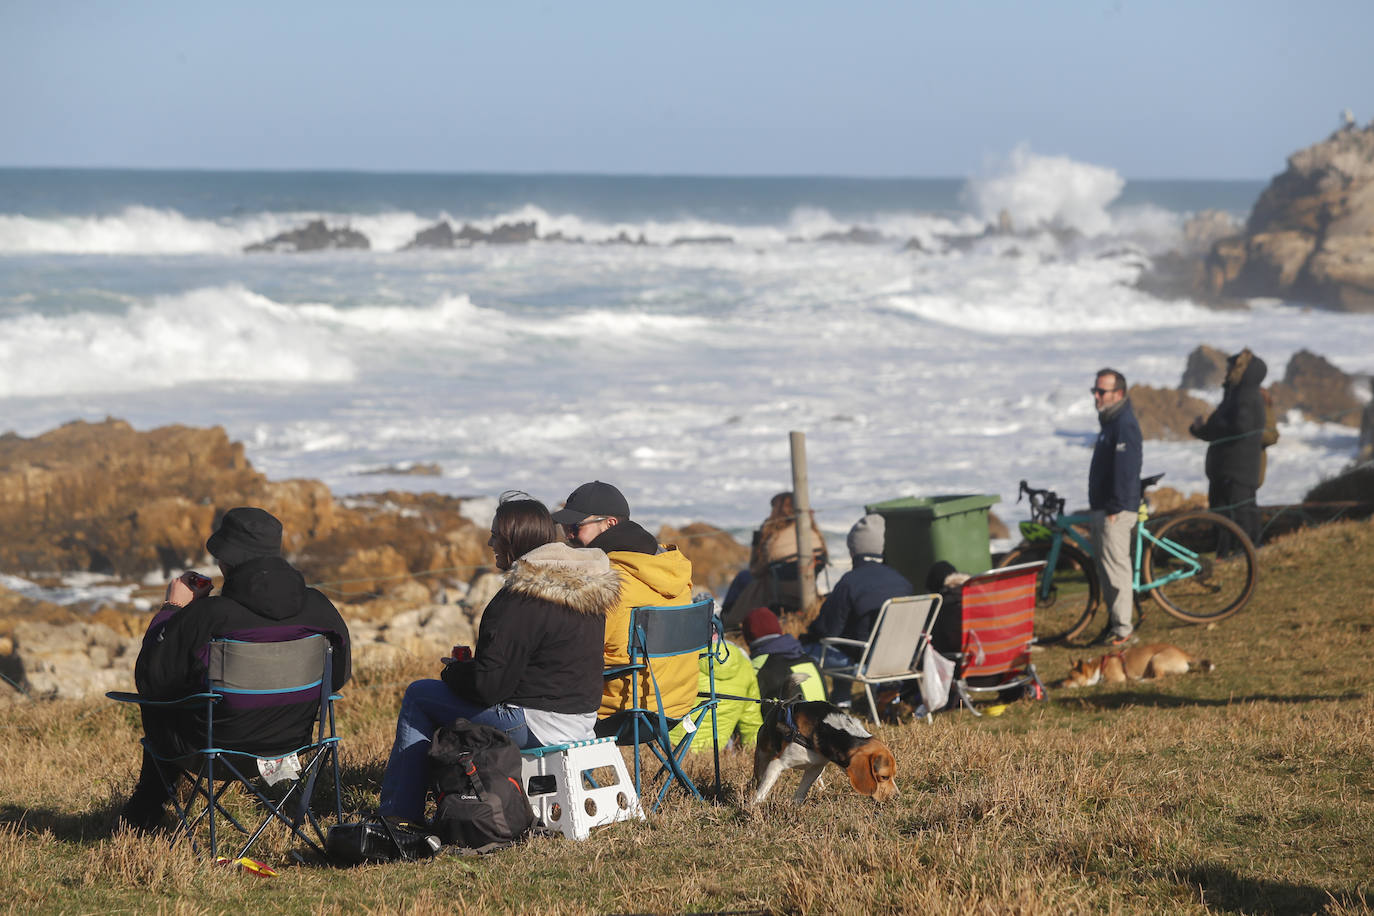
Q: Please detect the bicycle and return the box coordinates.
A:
[999,475,1259,644]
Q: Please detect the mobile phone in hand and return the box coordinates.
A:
[183,571,212,591]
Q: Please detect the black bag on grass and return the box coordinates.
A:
[428,718,534,852]
[325,815,441,866]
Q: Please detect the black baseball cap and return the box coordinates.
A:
[550,481,630,525]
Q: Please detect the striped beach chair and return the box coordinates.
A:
[949,562,1046,715]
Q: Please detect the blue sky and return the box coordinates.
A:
[3,0,1371,178]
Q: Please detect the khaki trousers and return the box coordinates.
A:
[1092,510,1136,637]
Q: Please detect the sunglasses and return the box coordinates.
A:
[564,516,609,533]
[1090,387,1118,396]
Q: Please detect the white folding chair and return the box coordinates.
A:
[819,593,943,723]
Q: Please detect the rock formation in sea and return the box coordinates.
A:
[244,219,370,252]
[1203,123,1374,310]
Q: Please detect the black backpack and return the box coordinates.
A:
[428,719,534,852]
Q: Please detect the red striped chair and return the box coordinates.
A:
[950,562,1046,715]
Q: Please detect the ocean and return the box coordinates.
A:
[1,153,1370,563]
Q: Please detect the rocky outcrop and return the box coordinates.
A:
[245,219,370,253]
[1268,349,1363,426]
[818,226,886,244]
[1179,344,1230,390]
[1201,124,1374,310]
[1128,385,1213,440]
[656,523,748,598]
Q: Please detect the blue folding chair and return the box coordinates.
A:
[108,634,343,860]
[600,599,722,811]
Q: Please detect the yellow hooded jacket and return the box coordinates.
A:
[601,546,696,719]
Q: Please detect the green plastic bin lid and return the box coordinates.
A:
[864,493,1001,517]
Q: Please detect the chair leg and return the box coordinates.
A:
[863,685,880,724]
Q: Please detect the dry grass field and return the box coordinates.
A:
[2,519,1372,915]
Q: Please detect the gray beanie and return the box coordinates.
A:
[847,513,886,559]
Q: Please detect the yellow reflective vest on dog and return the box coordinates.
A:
[599,546,697,719]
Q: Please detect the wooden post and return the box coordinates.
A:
[790,431,817,614]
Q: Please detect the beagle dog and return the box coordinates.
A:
[751,700,898,805]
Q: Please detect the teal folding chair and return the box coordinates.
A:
[108,635,343,860]
[600,599,722,811]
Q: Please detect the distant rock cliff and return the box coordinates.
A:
[1203,123,1374,310]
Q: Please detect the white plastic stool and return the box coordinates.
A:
[520,737,644,840]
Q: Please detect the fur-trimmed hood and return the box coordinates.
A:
[504,541,620,617]
[1225,348,1267,390]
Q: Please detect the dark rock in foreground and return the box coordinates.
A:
[245,219,370,253]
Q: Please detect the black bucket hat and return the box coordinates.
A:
[206,507,283,568]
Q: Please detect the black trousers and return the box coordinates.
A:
[1208,476,1260,552]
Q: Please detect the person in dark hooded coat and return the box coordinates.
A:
[1190,348,1268,549]
[118,507,351,832]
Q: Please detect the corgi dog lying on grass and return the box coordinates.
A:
[1057,643,1214,688]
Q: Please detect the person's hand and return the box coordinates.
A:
[165,572,211,607]
[165,578,196,607]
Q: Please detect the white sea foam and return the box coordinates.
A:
[965,145,1127,237]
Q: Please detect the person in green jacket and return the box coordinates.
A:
[670,631,764,753]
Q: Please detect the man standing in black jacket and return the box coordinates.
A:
[118,507,351,832]
[1088,368,1142,648]
[1190,348,1268,551]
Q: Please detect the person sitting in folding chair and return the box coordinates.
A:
[117,507,352,833]
[550,481,698,736]
[802,514,912,678]
[741,606,827,703]
[376,493,620,825]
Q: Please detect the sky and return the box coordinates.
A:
[3,0,1372,179]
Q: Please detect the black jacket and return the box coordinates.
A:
[135,555,351,756]
[1192,350,1268,489]
[805,558,913,660]
[1088,397,1143,514]
[442,542,620,714]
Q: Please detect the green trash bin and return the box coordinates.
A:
[864,494,1001,591]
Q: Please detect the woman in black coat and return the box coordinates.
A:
[377,494,620,823]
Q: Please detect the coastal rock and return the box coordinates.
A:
[0,420,489,591]
[488,221,538,244]
[403,221,459,249]
[817,226,885,244]
[1361,380,1374,461]
[1202,124,1374,310]
[657,523,749,598]
[245,219,370,253]
[1128,385,1213,441]
[1268,349,1363,426]
[1179,344,1230,390]
[670,235,734,246]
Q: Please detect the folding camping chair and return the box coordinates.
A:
[946,562,1046,715]
[818,593,943,723]
[108,635,343,860]
[598,599,722,812]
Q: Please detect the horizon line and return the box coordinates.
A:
[0,164,1272,184]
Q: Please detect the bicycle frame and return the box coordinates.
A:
[1031,509,1202,602]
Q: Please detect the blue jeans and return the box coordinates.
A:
[803,641,853,672]
[377,679,531,822]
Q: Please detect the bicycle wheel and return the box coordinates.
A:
[999,542,1099,643]
[1143,510,1258,623]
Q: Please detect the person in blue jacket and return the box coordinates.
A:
[1087,367,1143,647]
[803,513,912,670]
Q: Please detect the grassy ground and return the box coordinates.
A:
[2,520,1372,915]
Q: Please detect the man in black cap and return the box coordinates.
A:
[551,481,696,729]
[117,506,351,832]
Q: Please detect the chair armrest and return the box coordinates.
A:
[106,690,219,708]
[819,637,866,648]
[602,664,643,680]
